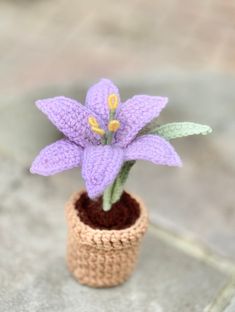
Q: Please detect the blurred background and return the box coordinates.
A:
[0,1,235,311]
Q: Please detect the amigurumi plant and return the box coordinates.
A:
[30,79,212,287]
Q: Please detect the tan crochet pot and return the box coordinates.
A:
[65,191,148,288]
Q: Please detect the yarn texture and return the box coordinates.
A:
[152,122,212,140]
[31,138,82,176]
[36,97,102,147]
[31,78,182,199]
[82,145,124,199]
[65,191,148,287]
[115,95,167,147]
[125,135,182,166]
[85,79,120,124]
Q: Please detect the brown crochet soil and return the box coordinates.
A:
[75,191,140,230]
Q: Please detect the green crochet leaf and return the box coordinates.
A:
[151,122,212,140]
[111,161,135,204]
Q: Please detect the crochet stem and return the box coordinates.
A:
[105,110,115,145]
[102,161,135,211]
[102,183,114,211]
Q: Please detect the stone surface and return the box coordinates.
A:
[0,231,229,312]
[0,156,230,311]
[1,0,235,94]
[225,297,235,312]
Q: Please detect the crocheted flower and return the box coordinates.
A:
[30,79,181,199]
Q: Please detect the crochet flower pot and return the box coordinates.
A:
[65,191,148,287]
[30,78,212,287]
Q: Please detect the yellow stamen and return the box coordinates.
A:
[91,126,105,136]
[108,120,120,132]
[108,94,118,111]
[88,116,99,128]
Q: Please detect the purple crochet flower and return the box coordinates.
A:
[30,79,181,199]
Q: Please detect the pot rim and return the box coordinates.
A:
[65,190,148,249]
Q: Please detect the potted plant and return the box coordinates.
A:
[30,79,212,287]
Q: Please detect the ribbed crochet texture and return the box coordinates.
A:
[152,122,212,140]
[30,78,182,199]
[85,78,120,125]
[31,138,82,176]
[125,135,182,166]
[82,145,124,199]
[65,191,148,287]
[115,95,167,147]
[36,96,102,147]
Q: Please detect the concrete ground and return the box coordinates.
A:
[0,1,235,311]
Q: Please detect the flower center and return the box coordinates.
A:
[88,94,120,145]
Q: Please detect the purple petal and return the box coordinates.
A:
[116,96,168,147]
[85,79,120,124]
[30,139,83,176]
[82,145,123,199]
[36,96,102,147]
[124,134,182,166]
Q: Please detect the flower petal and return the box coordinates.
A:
[85,79,120,124]
[82,145,124,199]
[36,96,102,147]
[124,134,182,166]
[30,139,83,176]
[116,96,168,147]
